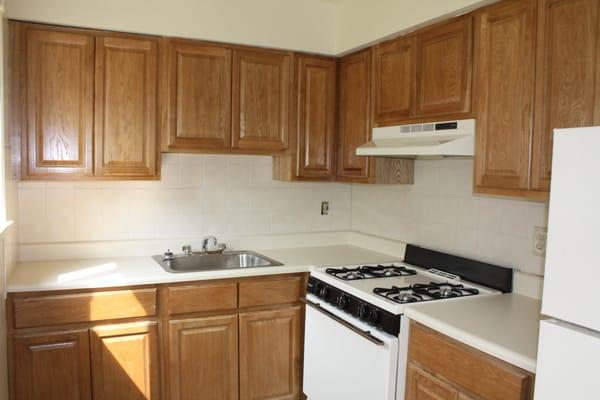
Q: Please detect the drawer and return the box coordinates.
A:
[408,322,533,400]
[239,275,303,308]
[167,282,238,314]
[13,288,157,329]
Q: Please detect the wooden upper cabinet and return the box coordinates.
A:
[337,48,372,181]
[416,16,473,117]
[239,306,302,400]
[13,330,92,400]
[168,315,239,400]
[90,322,160,400]
[163,39,232,150]
[474,0,537,192]
[372,36,416,123]
[232,49,291,151]
[94,35,159,178]
[16,24,94,178]
[296,55,336,179]
[531,0,600,191]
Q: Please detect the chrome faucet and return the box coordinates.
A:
[201,235,227,254]
[182,244,193,256]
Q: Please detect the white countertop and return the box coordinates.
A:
[405,293,542,373]
[7,245,399,292]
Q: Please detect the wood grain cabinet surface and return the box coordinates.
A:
[90,322,160,400]
[273,54,337,181]
[13,23,95,178]
[7,273,307,400]
[94,35,159,178]
[415,16,473,118]
[161,39,233,151]
[531,0,600,192]
[13,330,92,400]
[406,322,534,400]
[10,21,160,180]
[232,49,291,151]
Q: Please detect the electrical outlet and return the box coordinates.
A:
[533,226,548,256]
[321,201,329,215]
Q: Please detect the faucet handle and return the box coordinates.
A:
[163,249,175,261]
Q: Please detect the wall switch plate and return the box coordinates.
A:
[533,226,548,256]
[321,201,329,215]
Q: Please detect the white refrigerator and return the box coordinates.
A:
[535,126,600,399]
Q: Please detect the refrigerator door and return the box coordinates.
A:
[542,126,600,331]
[535,319,600,399]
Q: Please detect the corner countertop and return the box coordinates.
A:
[404,293,542,373]
[7,245,400,292]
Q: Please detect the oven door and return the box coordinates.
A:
[303,294,399,400]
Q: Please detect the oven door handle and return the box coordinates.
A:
[300,298,385,346]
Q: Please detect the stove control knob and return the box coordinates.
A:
[336,294,349,310]
[319,286,329,299]
[358,303,370,320]
[311,282,321,296]
[367,309,379,325]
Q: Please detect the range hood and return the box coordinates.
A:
[356,119,475,158]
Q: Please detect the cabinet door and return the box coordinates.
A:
[296,55,336,179]
[13,330,91,400]
[337,49,372,182]
[94,35,159,177]
[416,16,473,117]
[373,36,416,123]
[474,0,537,192]
[90,322,160,400]
[168,315,238,400]
[239,306,302,400]
[406,364,458,400]
[531,0,600,191]
[163,39,232,150]
[19,24,94,177]
[232,49,291,151]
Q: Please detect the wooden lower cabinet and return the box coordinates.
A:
[90,322,160,400]
[239,307,302,400]
[407,322,533,400]
[168,315,239,400]
[13,330,92,400]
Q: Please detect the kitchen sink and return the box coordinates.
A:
[152,250,284,273]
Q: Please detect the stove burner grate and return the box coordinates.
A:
[373,282,479,304]
[326,265,417,280]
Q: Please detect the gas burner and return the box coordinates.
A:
[326,265,417,280]
[373,286,424,304]
[414,282,479,299]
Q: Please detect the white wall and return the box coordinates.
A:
[18,154,352,246]
[6,0,337,54]
[334,0,494,54]
[352,159,548,280]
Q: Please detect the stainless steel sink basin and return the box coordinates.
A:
[152,250,284,273]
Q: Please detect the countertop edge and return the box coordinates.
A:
[405,307,537,373]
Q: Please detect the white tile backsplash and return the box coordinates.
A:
[18,154,353,244]
[351,159,549,276]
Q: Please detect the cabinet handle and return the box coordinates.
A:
[300,298,384,346]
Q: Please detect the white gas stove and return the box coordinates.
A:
[302,244,513,400]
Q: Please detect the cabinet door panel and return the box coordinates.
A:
[90,322,160,400]
[169,315,238,400]
[233,50,290,150]
[23,26,94,177]
[95,36,158,177]
[416,16,473,116]
[239,306,301,400]
[13,330,91,400]
[337,49,372,181]
[474,0,537,191]
[406,364,458,400]
[531,0,600,191]
[164,40,232,149]
[373,36,416,122]
[297,56,336,178]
